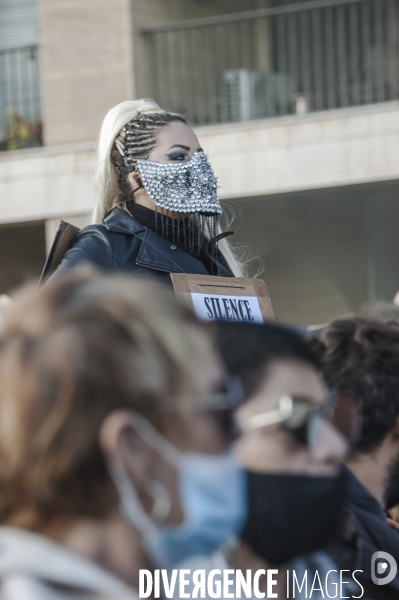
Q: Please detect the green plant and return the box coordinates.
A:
[3,108,42,151]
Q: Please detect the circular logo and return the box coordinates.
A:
[371,552,398,586]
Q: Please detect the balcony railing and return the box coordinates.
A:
[142,0,399,125]
[0,45,42,151]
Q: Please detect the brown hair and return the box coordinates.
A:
[309,316,399,453]
[0,269,204,529]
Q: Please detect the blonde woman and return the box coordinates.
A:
[49,99,244,283]
[0,271,246,599]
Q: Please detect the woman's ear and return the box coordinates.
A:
[99,410,156,489]
[128,171,142,188]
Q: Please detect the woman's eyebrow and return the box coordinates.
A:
[167,144,190,151]
[197,147,203,152]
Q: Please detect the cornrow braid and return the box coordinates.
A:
[111,112,187,207]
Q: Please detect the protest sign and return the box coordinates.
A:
[171,274,274,323]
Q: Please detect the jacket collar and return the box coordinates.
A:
[135,228,209,275]
[103,207,147,235]
[103,208,233,277]
[343,466,386,518]
[343,466,399,587]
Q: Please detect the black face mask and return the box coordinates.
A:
[241,470,345,566]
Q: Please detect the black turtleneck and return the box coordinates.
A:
[127,202,217,275]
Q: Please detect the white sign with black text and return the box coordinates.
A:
[190,292,264,323]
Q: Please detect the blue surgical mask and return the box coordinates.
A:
[108,411,246,569]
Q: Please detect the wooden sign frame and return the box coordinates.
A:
[171,274,274,323]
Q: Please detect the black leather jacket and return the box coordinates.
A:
[326,467,399,600]
[50,207,234,284]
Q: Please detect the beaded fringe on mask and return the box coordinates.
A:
[155,208,219,257]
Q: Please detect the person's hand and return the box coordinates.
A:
[386,517,399,531]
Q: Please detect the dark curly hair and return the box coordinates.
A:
[309,317,399,454]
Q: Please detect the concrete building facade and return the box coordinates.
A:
[1,0,399,325]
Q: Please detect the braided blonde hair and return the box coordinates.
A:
[93,99,175,222]
[93,99,246,277]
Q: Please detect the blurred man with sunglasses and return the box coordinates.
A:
[215,321,355,599]
[310,317,399,600]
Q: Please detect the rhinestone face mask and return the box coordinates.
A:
[136,151,222,216]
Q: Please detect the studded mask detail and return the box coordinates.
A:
[136,151,222,216]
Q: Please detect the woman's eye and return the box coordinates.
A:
[165,152,188,161]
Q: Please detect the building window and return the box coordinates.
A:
[0,0,41,151]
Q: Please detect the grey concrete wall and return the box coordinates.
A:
[0,143,95,225]
[197,101,399,199]
[233,180,399,326]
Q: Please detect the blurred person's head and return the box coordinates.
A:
[93,98,244,276]
[0,271,246,585]
[0,295,12,330]
[309,316,399,510]
[218,321,348,475]
[360,299,399,322]
[216,321,348,566]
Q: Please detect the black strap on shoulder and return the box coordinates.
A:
[39,221,81,285]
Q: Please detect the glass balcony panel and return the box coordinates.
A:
[141,0,399,125]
